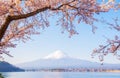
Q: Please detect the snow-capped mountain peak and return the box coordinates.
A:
[16,50,120,70]
[44,50,69,59]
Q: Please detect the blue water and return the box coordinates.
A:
[2,72,120,78]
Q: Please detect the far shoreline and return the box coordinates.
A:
[1,70,120,73]
[22,69,120,73]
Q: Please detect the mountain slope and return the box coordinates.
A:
[0,61,24,72]
[16,50,120,70]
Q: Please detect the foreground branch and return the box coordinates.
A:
[0,0,76,42]
[0,6,51,42]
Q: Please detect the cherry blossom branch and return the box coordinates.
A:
[0,6,50,42]
[91,16,120,62]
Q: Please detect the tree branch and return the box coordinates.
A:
[0,6,50,42]
[0,16,11,42]
[0,0,76,42]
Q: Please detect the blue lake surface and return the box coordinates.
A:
[2,72,120,78]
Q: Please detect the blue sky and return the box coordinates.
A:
[3,8,120,64]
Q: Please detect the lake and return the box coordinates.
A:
[2,72,120,78]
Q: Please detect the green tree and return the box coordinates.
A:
[0,73,4,78]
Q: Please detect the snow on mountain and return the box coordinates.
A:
[16,50,120,70]
[43,50,70,59]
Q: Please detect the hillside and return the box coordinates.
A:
[0,61,24,72]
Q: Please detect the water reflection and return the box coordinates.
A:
[2,72,120,78]
[2,72,64,78]
[43,72,63,78]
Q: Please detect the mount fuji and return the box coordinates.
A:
[16,50,120,70]
[43,50,70,59]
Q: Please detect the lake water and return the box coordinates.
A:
[2,72,120,78]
